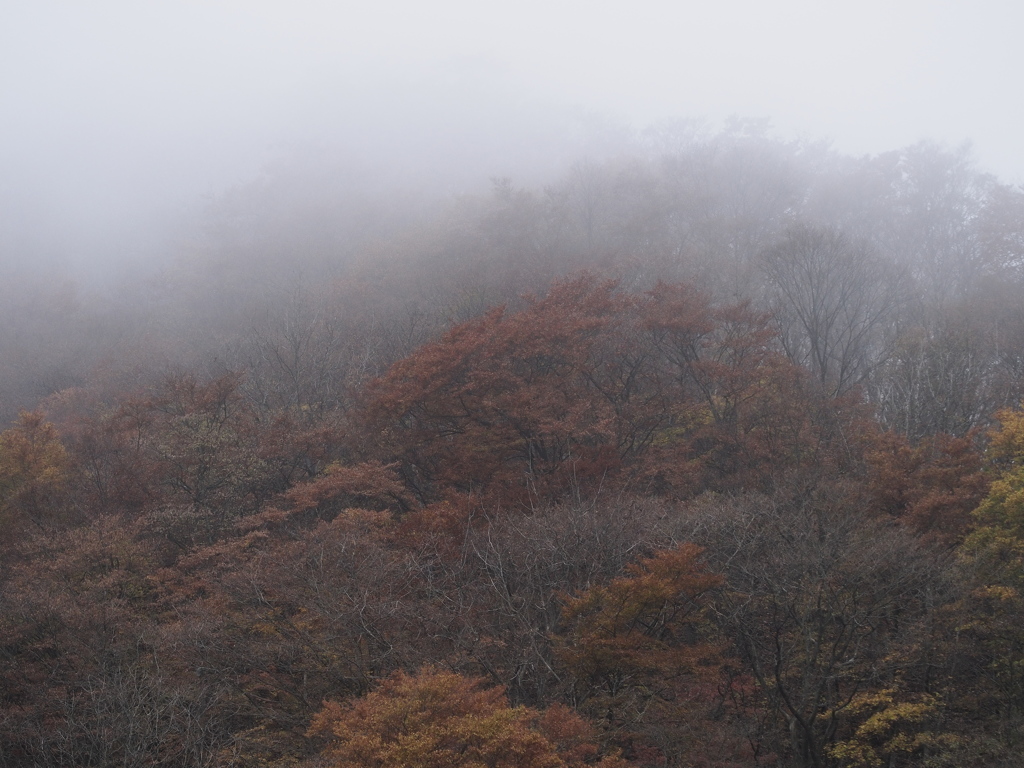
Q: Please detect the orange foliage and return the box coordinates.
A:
[309,667,627,768]
[283,460,413,517]
[559,543,723,685]
[558,544,752,766]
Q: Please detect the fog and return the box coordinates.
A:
[1,0,1024,424]
[2,1,1021,282]
[7,6,1024,762]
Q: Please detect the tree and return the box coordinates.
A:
[952,405,1024,748]
[458,496,670,706]
[158,505,429,759]
[963,403,1024,587]
[871,319,994,442]
[363,275,646,504]
[826,688,953,768]
[761,224,907,397]
[688,484,945,768]
[862,428,988,547]
[650,120,809,298]
[0,410,71,534]
[880,142,993,309]
[308,667,626,768]
[0,514,232,767]
[366,273,824,505]
[557,544,751,766]
[240,285,377,418]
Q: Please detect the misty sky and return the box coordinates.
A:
[2,0,1021,270]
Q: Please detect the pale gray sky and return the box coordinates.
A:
[1,0,1021,267]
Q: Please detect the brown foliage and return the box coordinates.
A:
[557,544,750,766]
[0,515,233,766]
[863,428,988,546]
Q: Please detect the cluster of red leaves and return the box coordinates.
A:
[365,274,829,508]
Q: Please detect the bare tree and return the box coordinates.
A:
[464,496,669,704]
[761,224,908,397]
[883,142,993,310]
[682,484,948,768]
[241,287,378,418]
[872,319,996,441]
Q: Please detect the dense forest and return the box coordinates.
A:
[2,124,1024,767]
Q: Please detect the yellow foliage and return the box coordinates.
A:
[986,404,1024,467]
[0,410,69,529]
[963,403,1024,586]
[827,689,957,768]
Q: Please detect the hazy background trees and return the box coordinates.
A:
[759,224,908,398]
[2,124,1021,440]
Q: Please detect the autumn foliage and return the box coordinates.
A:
[558,544,751,766]
[0,267,1020,767]
[366,275,822,507]
[0,410,71,532]
[309,668,626,768]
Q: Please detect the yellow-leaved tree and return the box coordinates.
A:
[964,404,1024,586]
[953,404,1024,754]
[0,410,70,532]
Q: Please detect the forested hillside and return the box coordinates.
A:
[2,127,1024,767]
